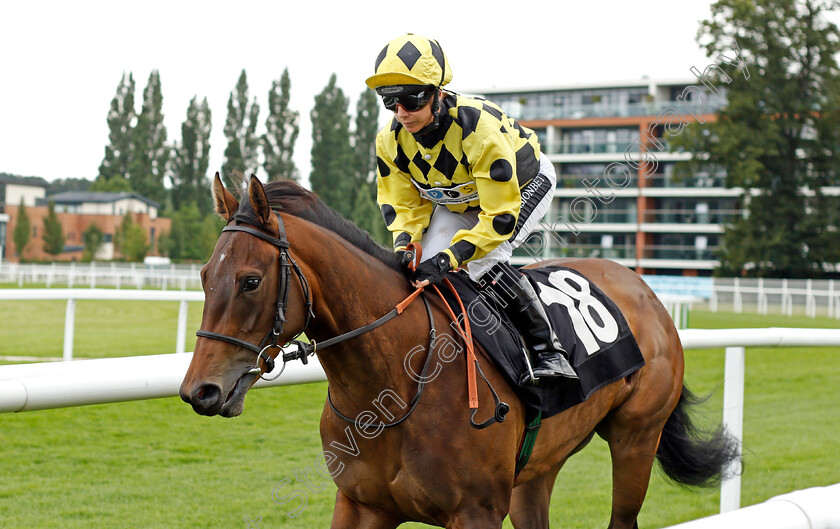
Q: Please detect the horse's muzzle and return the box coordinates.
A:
[181,382,224,416]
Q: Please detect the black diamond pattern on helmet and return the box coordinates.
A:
[397,41,422,70]
[394,145,411,173]
[489,159,513,182]
[450,240,478,264]
[412,151,431,177]
[429,40,446,81]
[433,145,458,179]
[492,213,516,235]
[376,156,390,177]
[457,106,481,139]
[482,103,504,121]
[381,204,397,226]
[375,45,388,71]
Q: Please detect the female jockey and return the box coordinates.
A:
[368,34,577,386]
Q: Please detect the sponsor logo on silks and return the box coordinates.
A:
[411,180,478,205]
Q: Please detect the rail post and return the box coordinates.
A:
[176,300,188,354]
[63,298,76,361]
[720,345,745,512]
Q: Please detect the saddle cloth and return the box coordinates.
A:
[438,266,645,418]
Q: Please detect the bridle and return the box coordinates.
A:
[195,212,314,380]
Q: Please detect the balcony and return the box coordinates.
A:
[555,174,639,189]
[641,245,718,261]
[514,244,636,260]
[646,174,726,188]
[554,141,637,155]
[642,209,742,225]
[513,100,726,122]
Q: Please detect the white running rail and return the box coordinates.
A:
[0,327,838,521]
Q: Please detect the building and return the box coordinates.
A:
[1,176,170,262]
[480,78,738,276]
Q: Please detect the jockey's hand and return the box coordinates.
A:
[411,252,452,288]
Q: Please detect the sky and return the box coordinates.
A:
[0,0,722,188]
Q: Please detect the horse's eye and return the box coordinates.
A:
[243,277,261,292]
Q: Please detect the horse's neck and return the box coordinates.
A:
[291,218,421,401]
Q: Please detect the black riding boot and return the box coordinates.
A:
[481,262,578,386]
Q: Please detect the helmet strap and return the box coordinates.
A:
[412,89,445,148]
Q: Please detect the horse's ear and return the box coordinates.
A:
[248,174,274,226]
[213,172,239,221]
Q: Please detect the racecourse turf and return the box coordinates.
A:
[0,298,838,528]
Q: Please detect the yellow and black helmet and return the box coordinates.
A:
[366,34,452,93]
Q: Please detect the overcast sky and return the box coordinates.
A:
[0,0,723,187]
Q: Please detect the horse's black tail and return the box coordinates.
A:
[655,384,742,488]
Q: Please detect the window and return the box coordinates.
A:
[104,233,113,243]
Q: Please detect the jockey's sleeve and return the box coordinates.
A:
[375,133,434,251]
[441,132,522,269]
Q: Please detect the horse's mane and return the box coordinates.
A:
[236,179,402,272]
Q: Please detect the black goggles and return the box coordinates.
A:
[381,88,434,111]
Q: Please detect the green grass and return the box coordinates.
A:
[0,303,838,528]
[0,299,204,360]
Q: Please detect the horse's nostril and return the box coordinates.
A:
[189,383,223,415]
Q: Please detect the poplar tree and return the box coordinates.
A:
[42,201,65,257]
[12,199,30,261]
[310,74,354,218]
[352,87,388,243]
[171,96,213,214]
[130,70,169,206]
[222,70,260,192]
[263,68,300,181]
[95,73,135,191]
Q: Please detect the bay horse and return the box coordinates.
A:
[180,174,739,529]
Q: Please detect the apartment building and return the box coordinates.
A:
[481,79,736,276]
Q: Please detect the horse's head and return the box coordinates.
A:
[180,173,309,417]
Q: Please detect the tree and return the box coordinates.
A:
[42,201,65,257]
[129,70,169,206]
[310,74,355,218]
[171,96,213,215]
[12,198,30,261]
[673,0,840,277]
[115,213,149,262]
[263,68,300,181]
[351,87,389,244]
[81,223,104,262]
[158,203,222,262]
[97,72,136,190]
[222,70,260,192]
[47,177,92,195]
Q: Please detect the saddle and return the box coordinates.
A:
[437,266,645,419]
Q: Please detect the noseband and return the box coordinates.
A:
[195,212,314,379]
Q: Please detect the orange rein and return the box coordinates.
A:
[404,242,479,410]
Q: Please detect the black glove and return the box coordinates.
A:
[412,252,453,286]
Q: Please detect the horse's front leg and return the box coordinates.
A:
[330,490,402,529]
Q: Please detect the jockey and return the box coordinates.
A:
[367,34,577,386]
